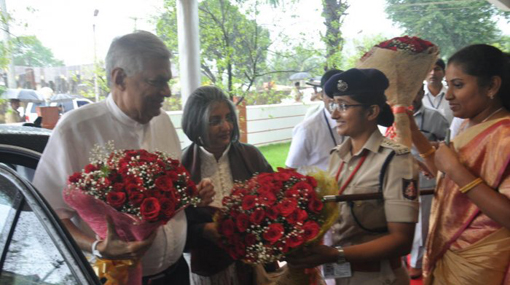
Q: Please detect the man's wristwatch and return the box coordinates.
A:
[335,246,346,264]
[91,239,103,258]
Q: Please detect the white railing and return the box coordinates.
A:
[167,101,321,148]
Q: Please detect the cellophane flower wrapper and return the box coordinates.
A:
[215,168,338,285]
[356,36,439,147]
[63,147,200,285]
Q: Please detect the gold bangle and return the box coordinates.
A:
[419,147,436,158]
[459,178,484,194]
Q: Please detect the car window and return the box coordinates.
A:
[62,101,74,113]
[0,174,79,284]
[76,101,89,107]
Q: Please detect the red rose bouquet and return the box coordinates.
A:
[357,36,439,147]
[63,146,200,285]
[215,168,338,284]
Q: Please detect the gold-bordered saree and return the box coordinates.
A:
[423,117,510,285]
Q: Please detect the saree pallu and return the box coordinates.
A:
[423,118,510,285]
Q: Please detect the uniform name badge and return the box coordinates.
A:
[322,262,352,279]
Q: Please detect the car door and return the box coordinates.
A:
[0,150,100,284]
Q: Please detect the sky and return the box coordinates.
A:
[6,0,510,66]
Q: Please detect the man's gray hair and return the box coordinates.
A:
[105,31,171,86]
[182,86,240,147]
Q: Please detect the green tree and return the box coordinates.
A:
[342,34,387,69]
[321,0,349,69]
[385,0,510,58]
[12,36,63,67]
[157,0,271,98]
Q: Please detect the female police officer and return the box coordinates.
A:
[287,68,419,285]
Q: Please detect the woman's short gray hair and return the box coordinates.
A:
[105,31,171,86]
[182,86,240,147]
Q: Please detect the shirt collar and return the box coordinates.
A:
[425,84,447,98]
[106,94,145,130]
[337,129,383,159]
[199,143,232,161]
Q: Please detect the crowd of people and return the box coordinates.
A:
[31,30,510,285]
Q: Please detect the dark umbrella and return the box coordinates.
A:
[2,89,44,102]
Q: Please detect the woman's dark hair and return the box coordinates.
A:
[182,86,240,147]
[349,93,394,127]
[448,44,510,109]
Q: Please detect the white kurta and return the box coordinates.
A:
[422,85,454,124]
[33,95,186,276]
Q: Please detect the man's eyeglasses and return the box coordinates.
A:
[208,115,235,126]
[328,102,367,112]
[144,78,171,88]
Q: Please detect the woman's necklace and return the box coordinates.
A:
[481,107,504,123]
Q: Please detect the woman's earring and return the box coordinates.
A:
[488,92,495,99]
[198,136,205,145]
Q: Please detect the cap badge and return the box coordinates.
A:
[337,80,348,92]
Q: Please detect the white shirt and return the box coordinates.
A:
[33,95,185,276]
[199,144,234,208]
[286,106,344,171]
[422,84,454,123]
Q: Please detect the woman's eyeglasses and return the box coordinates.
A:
[328,102,367,112]
[208,115,235,126]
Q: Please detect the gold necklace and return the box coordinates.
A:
[481,107,504,123]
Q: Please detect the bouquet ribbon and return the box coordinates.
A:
[391,105,411,114]
[93,259,137,285]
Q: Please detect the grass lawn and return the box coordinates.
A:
[257,142,291,170]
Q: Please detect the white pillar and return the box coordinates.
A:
[176,0,201,106]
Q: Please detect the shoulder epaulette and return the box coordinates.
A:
[380,138,410,155]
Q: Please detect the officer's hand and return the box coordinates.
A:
[197,178,215,206]
[96,216,156,260]
[202,222,221,242]
[285,245,338,269]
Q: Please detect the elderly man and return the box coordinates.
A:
[33,31,213,285]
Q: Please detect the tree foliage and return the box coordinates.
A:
[11,36,63,67]
[385,0,510,58]
[157,0,271,98]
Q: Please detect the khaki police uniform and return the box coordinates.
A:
[326,130,419,285]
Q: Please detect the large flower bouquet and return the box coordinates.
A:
[63,145,200,285]
[215,168,338,285]
[357,36,439,147]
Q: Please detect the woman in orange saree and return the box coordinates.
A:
[410,44,510,285]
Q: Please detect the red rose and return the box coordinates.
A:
[284,189,300,199]
[277,198,298,217]
[303,221,321,241]
[68,172,82,183]
[112,183,125,192]
[250,208,265,225]
[306,176,318,188]
[308,197,323,213]
[242,195,257,210]
[265,207,279,220]
[236,213,250,232]
[106,191,126,209]
[263,223,284,244]
[84,163,99,173]
[128,191,145,206]
[125,183,139,194]
[155,175,174,191]
[140,197,161,222]
[245,233,257,246]
[286,234,304,248]
[259,190,276,206]
[275,241,289,253]
[286,209,308,225]
[220,219,235,237]
[160,198,176,219]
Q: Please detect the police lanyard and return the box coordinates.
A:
[335,150,368,195]
[426,91,444,109]
[323,109,338,146]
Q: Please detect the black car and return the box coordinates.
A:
[0,125,100,284]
